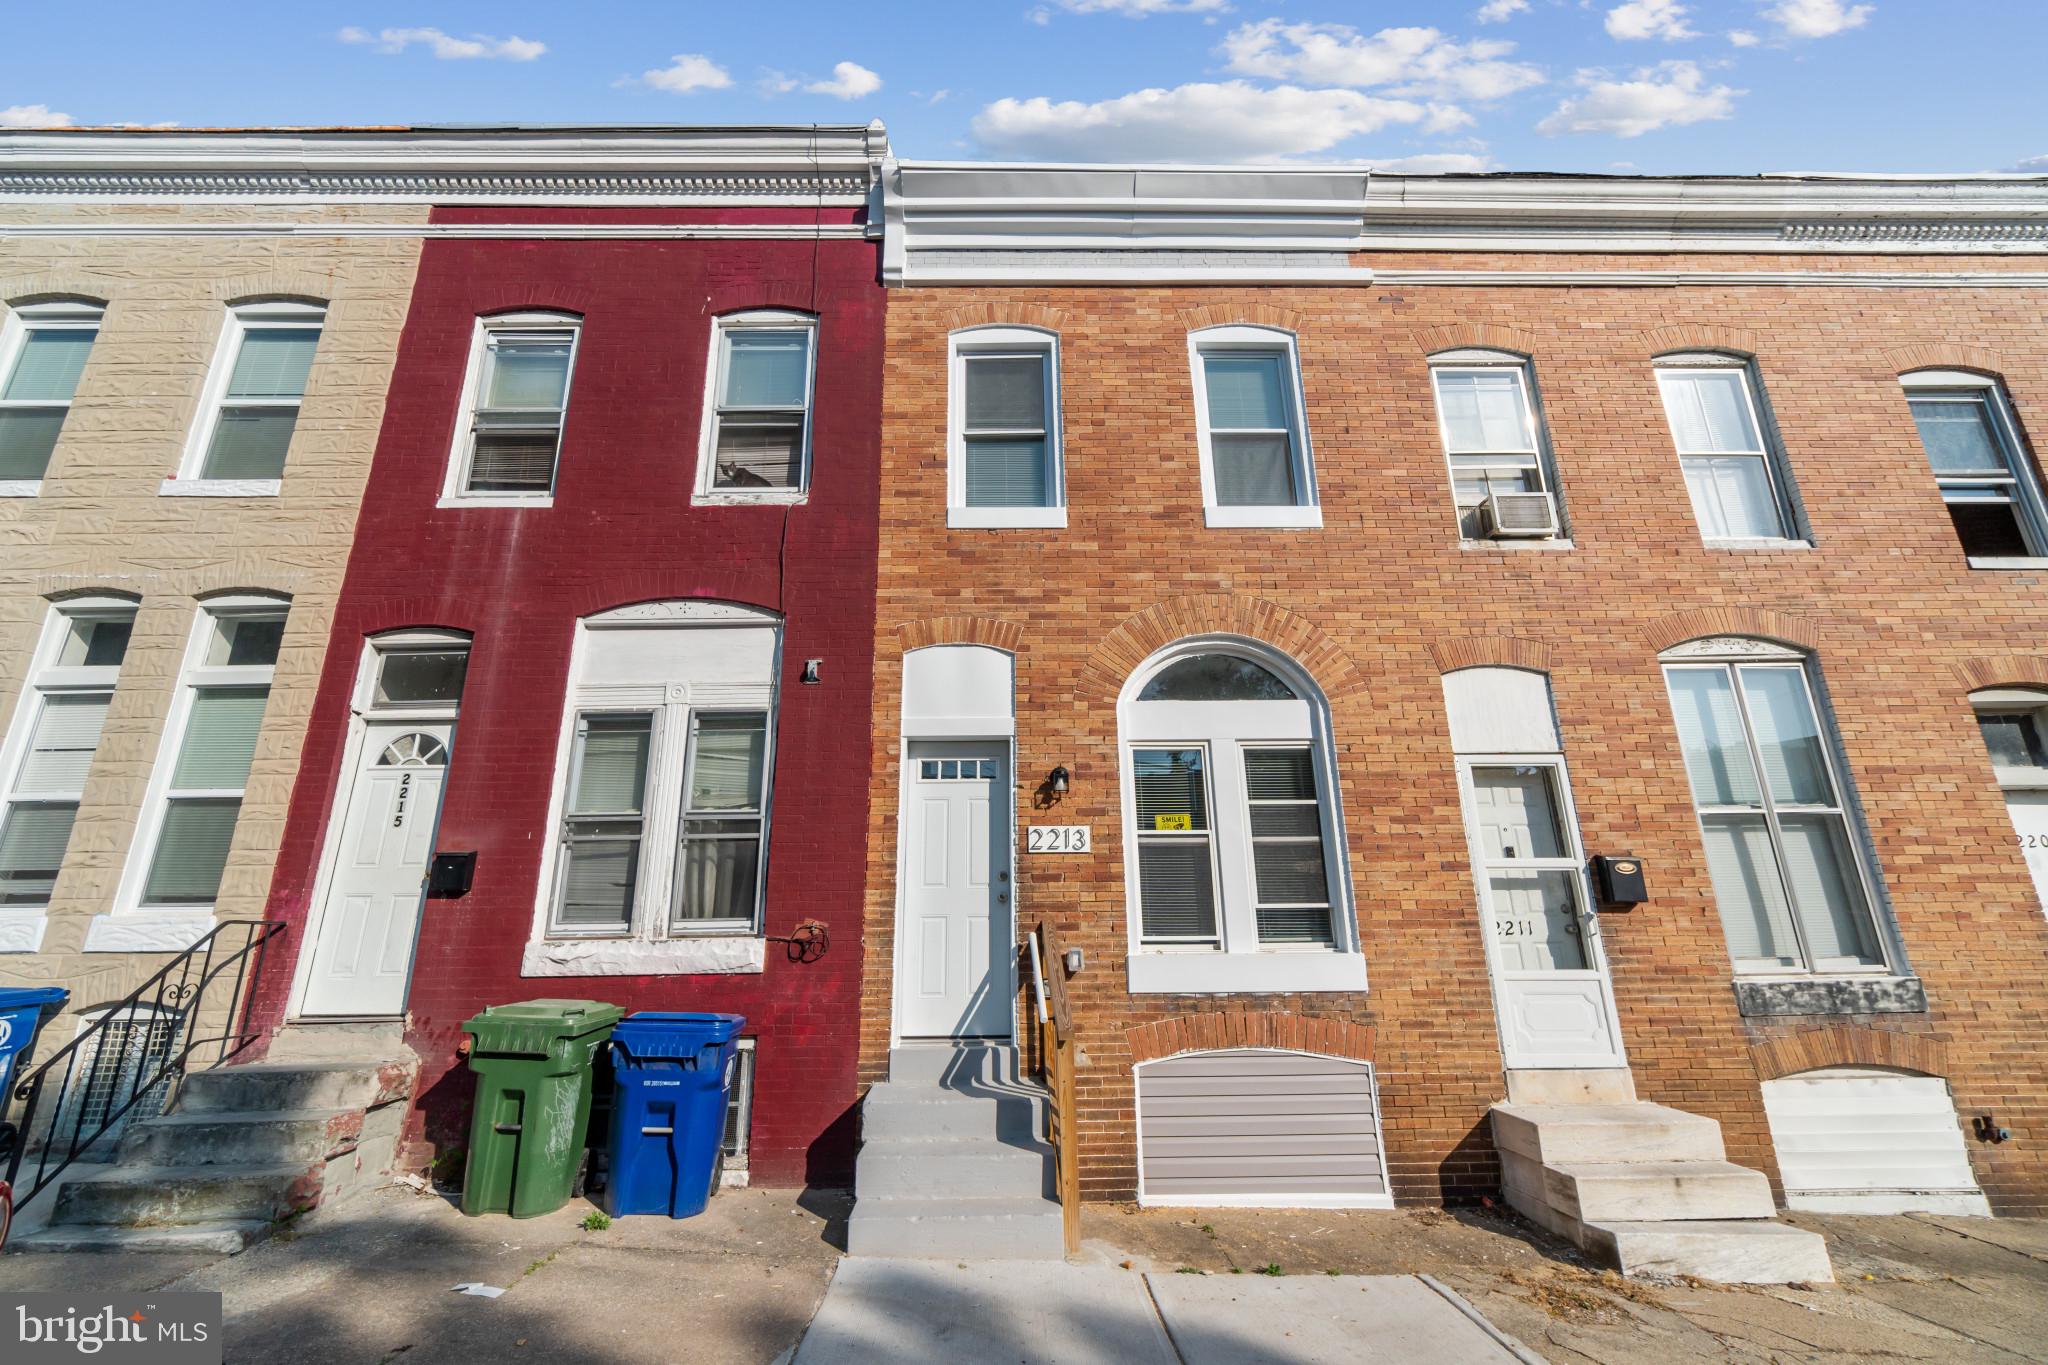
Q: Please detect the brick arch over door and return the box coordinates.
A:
[1642,606,1823,655]
[1079,595,1366,704]
[1126,1011,1376,1066]
[1953,656,2048,694]
[1749,1025,1949,1082]
[1428,634,1553,675]
[897,615,1026,655]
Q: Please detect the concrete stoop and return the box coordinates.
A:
[847,1043,1066,1261]
[1491,1080,1833,1285]
[11,1033,417,1256]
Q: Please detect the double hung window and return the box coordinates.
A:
[1661,641,1888,974]
[127,603,285,912]
[179,302,323,488]
[1189,328,1320,527]
[700,313,816,499]
[1429,353,1562,540]
[0,301,100,488]
[446,314,579,503]
[1901,372,2048,562]
[949,328,1063,527]
[1654,357,1802,543]
[1969,687,2048,914]
[0,604,133,916]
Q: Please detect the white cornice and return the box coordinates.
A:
[0,221,873,241]
[0,125,891,206]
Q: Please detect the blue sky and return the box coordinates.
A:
[5,1,2043,173]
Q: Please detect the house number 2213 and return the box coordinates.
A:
[1026,826,1091,854]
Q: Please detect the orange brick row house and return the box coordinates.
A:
[847,164,2048,1269]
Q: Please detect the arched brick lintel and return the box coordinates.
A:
[1955,655,2048,694]
[1429,635,1552,675]
[897,615,1025,655]
[1126,1011,1376,1066]
[1181,302,1304,335]
[1644,325,1763,359]
[1413,323,1539,358]
[1750,1025,1948,1082]
[1642,606,1823,655]
[942,302,1067,334]
[1885,343,2012,378]
[1080,595,1367,703]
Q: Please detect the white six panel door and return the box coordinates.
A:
[901,744,1011,1038]
[300,722,452,1017]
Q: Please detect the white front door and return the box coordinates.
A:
[2001,789,2048,914]
[1466,761,1628,1070]
[299,722,453,1017]
[900,743,1011,1039]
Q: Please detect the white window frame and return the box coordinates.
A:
[525,602,782,976]
[112,595,287,927]
[1653,354,1807,549]
[438,311,581,509]
[0,597,135,951]
[694,310,818,506]
[1899,370,2048,568]
[721,1036,756,1184]
[166,301,325,499]
[1658,636,1898,979]
[1117,637,1362,994]
[1187,326,1321,530]
[0,299,103,497]
[1971,687,2048,793]
[1428,350,1567,545]
[947,326,1066,529]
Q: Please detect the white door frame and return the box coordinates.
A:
[1455,752,1628,1071]
[890,735,1018,1046]
[286,633,465,1021]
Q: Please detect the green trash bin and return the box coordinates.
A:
[459,999,624,1218]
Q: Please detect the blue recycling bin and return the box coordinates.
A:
[603,1012,745,1219]
[0,987,69,1102]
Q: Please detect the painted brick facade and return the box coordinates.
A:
[862,255,2048,1215]
[244,205,885,1186]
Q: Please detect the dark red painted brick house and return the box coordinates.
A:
[243,127,890,1186]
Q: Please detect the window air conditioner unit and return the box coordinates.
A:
[1480,491,1557,539]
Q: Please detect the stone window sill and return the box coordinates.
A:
[1968,556,2048,571]
[160,478,281,498]
[1127,950,1367,995]
[83,911,216,953]
[949,506,1069,530]
[0,480,41,498]
[1703,537,1812,552]
[1204,505,1323,530]
[438,494,554,510]
[1459,537,1575,552]
[1732,974,1926,1017]
[0,911,49,953]
[522,935,765,977]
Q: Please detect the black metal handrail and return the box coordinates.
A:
[2,919,284,1212]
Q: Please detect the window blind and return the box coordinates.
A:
[722,331,810,408]
[19,693,110,794]
[1211,434,1296,506]
[4,329,96,402]
[201,408,298,480]
[1133,748,1218,941]
[965,356,1045,429]
[1203,354,1286,428]
[1778,814,1878,965]
[675,712,767,926]
[483,337,573,410]
[964,439,1048,507]
[0,410,66,480]
[689,714,765,810]
[1738,666,1832,806]
[1667,668,1762,807]
[170,687,269,791]
[1699,814,1798,965]
[572,716,651,814]
[468,428,561,492]
[0,803,77,906]
[1245,747,1331,944]
[226,328,319,399]
[142,797,241,905]
[713,419,803,488]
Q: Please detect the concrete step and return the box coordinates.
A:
[10,1220,272,1256]
[861,1083,1046,1143]
[116,1108,360,1168]
[856,1136,1053,1200]
[178,1059,408,1115]
[50,1164,319,1227]
[1538,1158,1776,1224]
[888,1044,1018,1088]
[1491,1102,1726,1166]
[1505,1069,1638,1106]
[845,1195,1067,1260]
[1582,1219,1836,1285]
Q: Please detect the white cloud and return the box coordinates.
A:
[1728,29,1761,45]
[0,104,74,128]
[1220,20,1545,101]
[973,81,1433,161]
[1050,0,1230,14]
[806,61,882,100]
[1536,61,1741,137]
[1370,151,1497,172]
[1763,0,1873,38]
[337,26,544,61]
[634,53,733,94]
[1475,0,1529,21]
[1605,0,1698,40]
[2012,154,2047,172]
[757,69,799,95]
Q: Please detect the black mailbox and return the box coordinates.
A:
[1590,855,1647,908]
[428,851,476,898]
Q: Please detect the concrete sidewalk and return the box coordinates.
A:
[789,1260,1537,1365]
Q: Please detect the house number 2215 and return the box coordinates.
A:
[1026,826,1091,854]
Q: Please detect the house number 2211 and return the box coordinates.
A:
[1026,826,1091,854]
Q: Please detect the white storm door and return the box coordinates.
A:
[2002,789,2048,914]
[300,722,453,1017]
[1466,761,1628,1070]
[901,744,1011,1039]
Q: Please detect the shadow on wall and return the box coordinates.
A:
[804,1100,859,1190]
[1437,1115,1504,1206]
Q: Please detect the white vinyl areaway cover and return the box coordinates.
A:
[1761,1067,1989,1215]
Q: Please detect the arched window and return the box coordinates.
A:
[1900,369,2048,562]
[0,298,102,490]
[1119,638,1360,993]
[1651,351,1806,546]
[443,311,581,506]
[697,310,818,502]
[1187,325,1321,528]
[1426,348,1564,541]
[176,299,325,492]
[948,325,1063,527]
[1969,684,2048,912]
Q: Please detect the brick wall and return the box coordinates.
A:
[861,259,2048,1214]
[244,208,884,1187]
